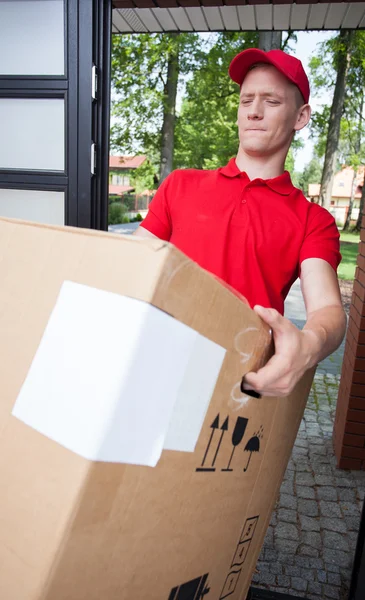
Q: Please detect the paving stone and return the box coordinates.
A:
[300,567,316,581]
[287,590,308,598]
[264,548,278,562]
[347,531,360,546]
[317,486,338,501]
[298,545,319,557]
[294,461,312,472]
[295,556,317,569]
[298,498,319,517]
[323,584,341,599]
[297,485,316,499]
[307,437,324,445]
[284,469,295,482]
[275,538,300,553]
[312,463,333,474]
[256,571,276,585]
[291,577,308,592]
[256,561,271,573]
[304,413,318,422]
[317,569,327,583]
[284,565,302,577]
[309,445,328,456]
[340,502,361,516]
[323,530,350,552]
[327,572,341,586]
[295,438,309,449]
[269,512,277,527]
[278,508,297,524]
[308,582,323,595]
[338,488,357,502]
[309,557,325,569]
[277,552,295,566]
[264,525,274,546]
[320,517,347,533]
[276,575,290,587]
[302,531,322,549]
[326,564,340,573]
[269,562,283,575]
[335,477,355,488]
[251,572,261,583]
[344,516,361,531]
[292,447,309,458]
[279,493,297,510]
[280,480,295,495]
[323,548,352,568]
[296,472,315,486]
[320,500,342,518]
[299,514,321,532]
[275,522,299,541]
[314,474,336,486]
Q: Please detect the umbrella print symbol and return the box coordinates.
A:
[243,426,264,472]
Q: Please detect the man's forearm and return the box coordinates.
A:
[302,305,347,369]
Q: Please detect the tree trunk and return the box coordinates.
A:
[343,172,357,230]
[258,32,282,52]
[355,174,365,231]
[319,30,353,209]
[159,34,180,185]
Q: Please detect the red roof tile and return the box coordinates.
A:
[109,155,146,170]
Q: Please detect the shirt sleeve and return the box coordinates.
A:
[299,205,342,273]
[140,172,174,241]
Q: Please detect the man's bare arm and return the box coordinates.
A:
[242,258,346,397]
[300,257,346,366]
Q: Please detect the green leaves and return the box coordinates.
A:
[111,32,259,177]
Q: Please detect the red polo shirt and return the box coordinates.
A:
[141,158,341,314]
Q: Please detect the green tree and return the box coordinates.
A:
[308,31,365,212]
[174,32,258,170]
[296,155,323,196]
[111,33,205,185]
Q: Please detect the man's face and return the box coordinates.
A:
[237,64,305,159]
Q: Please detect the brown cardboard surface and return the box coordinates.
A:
[0,217,315,600]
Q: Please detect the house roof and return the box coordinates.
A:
[112,1,365,34]
[309,166,365,199]
[109,184,135,195]
[109,155,146,170]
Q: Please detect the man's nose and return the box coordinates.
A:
[247,98,263,120]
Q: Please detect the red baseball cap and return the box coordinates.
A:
[228,48,310,104]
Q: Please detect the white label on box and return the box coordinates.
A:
[12,281,226,467]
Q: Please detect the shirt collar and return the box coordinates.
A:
[219,157,294,196]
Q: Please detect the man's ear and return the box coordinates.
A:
[294,104,311,132]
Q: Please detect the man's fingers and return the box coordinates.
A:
[243,354,293,396]
[253,305,285,332]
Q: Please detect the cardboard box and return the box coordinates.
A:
[0,217,315,600]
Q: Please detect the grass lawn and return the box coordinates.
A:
[338,230,360,280]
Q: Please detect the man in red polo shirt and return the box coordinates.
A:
[135,48,346,398]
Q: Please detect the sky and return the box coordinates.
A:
[291,30,334,171]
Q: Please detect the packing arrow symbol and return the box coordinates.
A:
[212,416,229,467]
[200,414,220,467]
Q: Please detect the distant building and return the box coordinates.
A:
[308,166,364,226]
[109,155,147,198]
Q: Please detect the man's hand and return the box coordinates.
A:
[243,258,347,398]
[242,306,315,397]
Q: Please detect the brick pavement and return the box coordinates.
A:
[252,281,365,600]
